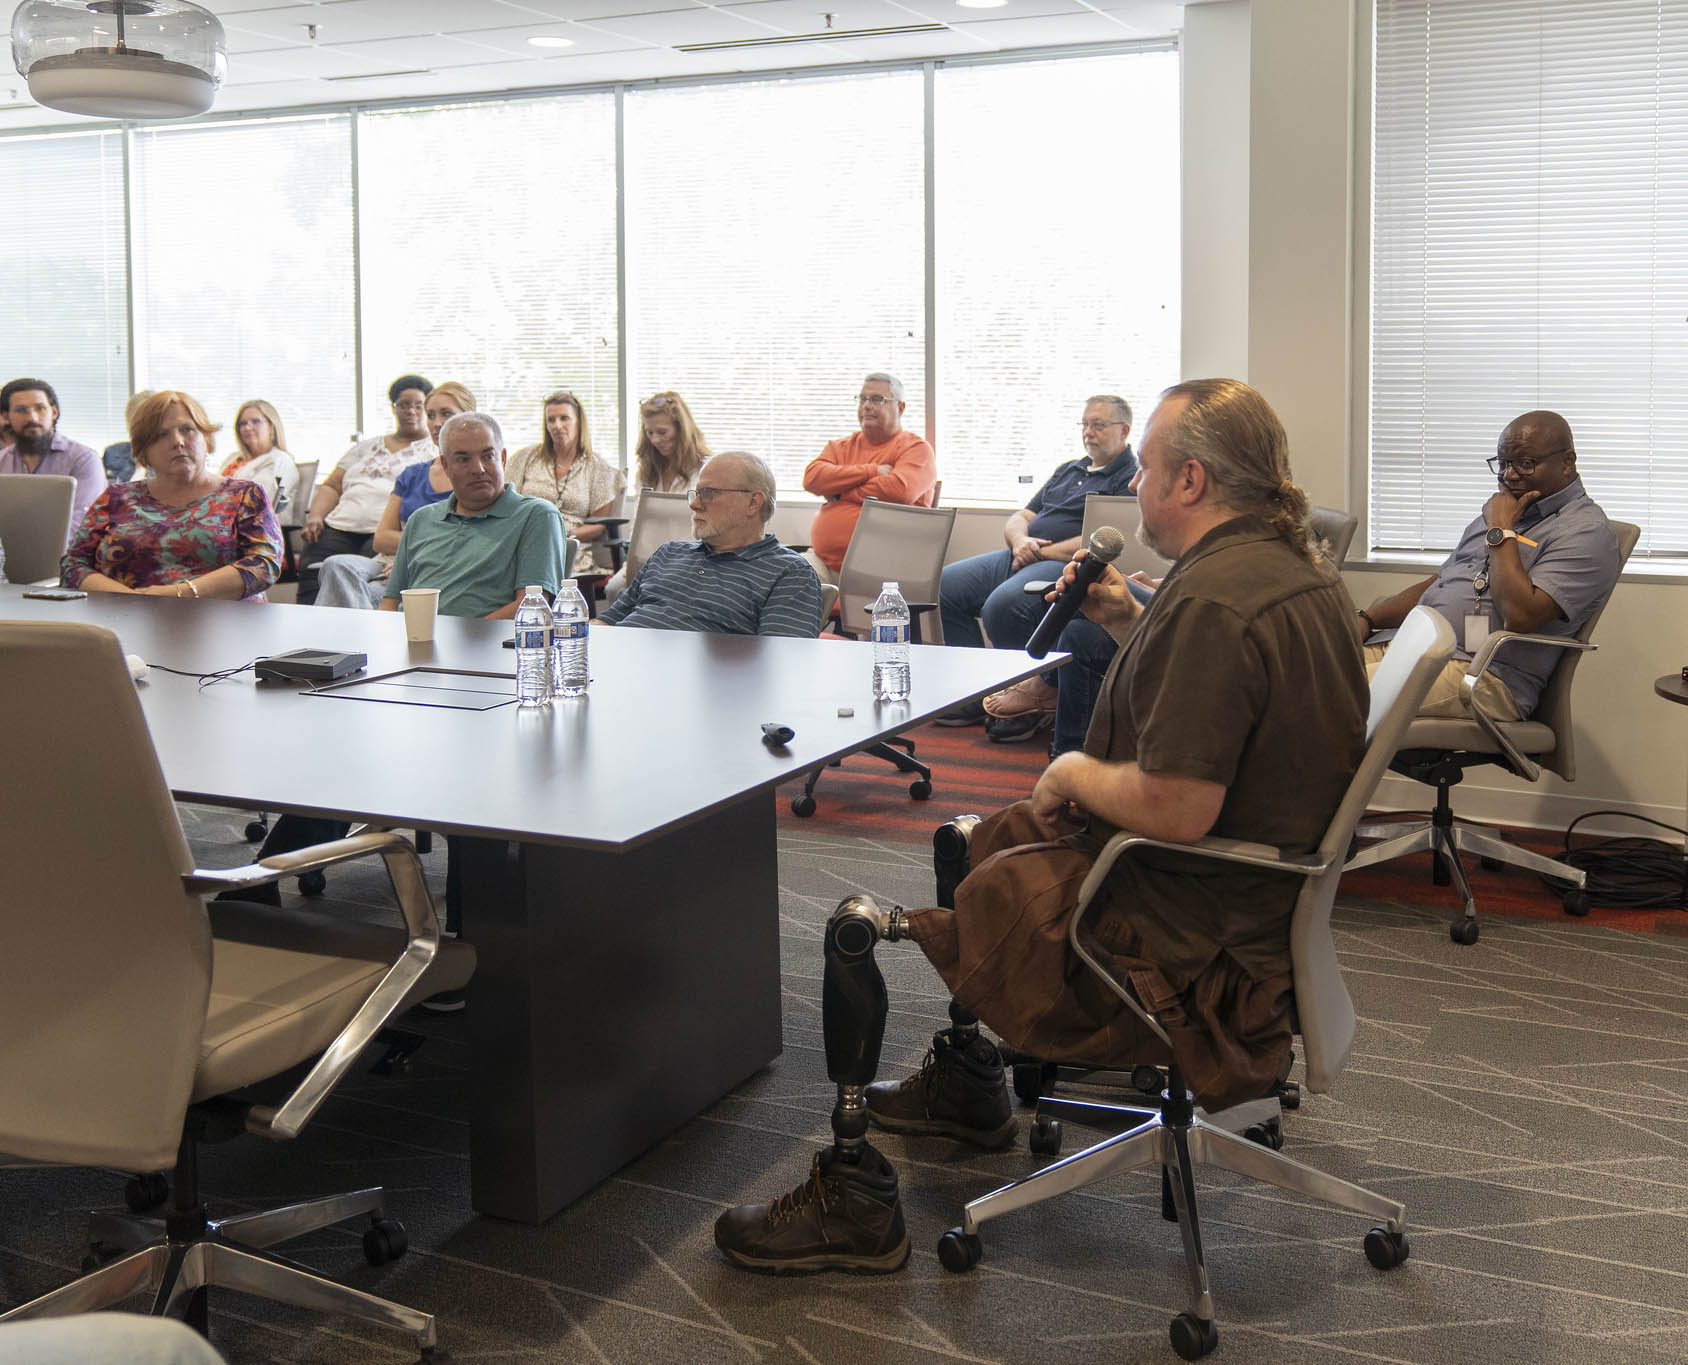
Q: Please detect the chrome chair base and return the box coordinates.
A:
[0,1185,435,1355]
[1347,813,1587,943]
[940,1086,1407,1358]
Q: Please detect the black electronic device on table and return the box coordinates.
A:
[254,648,367,683]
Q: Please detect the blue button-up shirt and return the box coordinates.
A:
[1377,477,1621,716]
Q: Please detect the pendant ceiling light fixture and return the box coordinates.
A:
[11,0,226,119]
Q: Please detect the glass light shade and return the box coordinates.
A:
[12,0,226,118]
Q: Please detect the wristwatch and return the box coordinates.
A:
[1484,526,1520,548]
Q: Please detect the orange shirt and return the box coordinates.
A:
[802,429,937,571]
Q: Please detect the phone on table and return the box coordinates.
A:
[21,587,87,601]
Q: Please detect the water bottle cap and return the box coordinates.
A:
[525,584,544,595]
[561,578,576,588]
[881,581,900,593]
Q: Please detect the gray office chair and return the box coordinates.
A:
[0,472,76,583]
[1309,505,1359,566]
[275,459,317,585]
[0,620,473,1358]
[790,499,957,817]
[1345,520,1640,943]
[935,606,1455,1360]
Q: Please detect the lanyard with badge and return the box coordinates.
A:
[1467,524,1541,653]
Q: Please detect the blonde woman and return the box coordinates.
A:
[604,390,712,600]
[314,381,476,610]
[508,390,625,573]
[220,399,300,518]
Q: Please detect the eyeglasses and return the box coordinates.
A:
[857,393,897,407]
[393,401,426,413]
[691,486,753,505]
[1078,419,1125,432]
[1486,450,1569,476]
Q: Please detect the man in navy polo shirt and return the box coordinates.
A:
[936,395,1137,728]
[599,451,821,638]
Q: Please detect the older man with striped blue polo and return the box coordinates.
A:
[598,451,822,638]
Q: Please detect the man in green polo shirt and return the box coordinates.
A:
[381,410,568,619]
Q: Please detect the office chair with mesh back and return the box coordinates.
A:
[790,499,957,817]
[0,473,76,583]
[1345,520,1639,944]
[0,620,473,1360]
[934,606,1454,1360]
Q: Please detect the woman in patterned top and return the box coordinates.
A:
[62,390,281,601]
[508,389,625,574]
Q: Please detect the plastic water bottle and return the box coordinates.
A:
[871,580,911,702]
[551,579,590,698]
[513,585,553,708]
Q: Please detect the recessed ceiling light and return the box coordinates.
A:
[955,0,1008,8]
[527,35,575,49]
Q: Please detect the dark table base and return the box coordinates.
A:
[461,793,782,1222]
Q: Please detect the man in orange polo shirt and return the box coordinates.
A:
[801,372,937,584]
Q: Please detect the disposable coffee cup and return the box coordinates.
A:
[401,588,440,643]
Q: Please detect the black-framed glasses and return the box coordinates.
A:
[1486,450,1569,476]
[691,486,754,505]
[1078,419,1125,432]
[393,400,426,414]
[857,393,896,407]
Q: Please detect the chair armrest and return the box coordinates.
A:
[1459,631,1595,777]
[1066,832,1327,1053]
[185,830,445,1140]
[583,516,629,533]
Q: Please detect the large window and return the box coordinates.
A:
[359,94,618,459]
[0,130,127,448]
[624,72,926,483]
[130,115,355,471]
[0,46,1180,504]
[1371,0,1688,562]
[935,52,1181,497]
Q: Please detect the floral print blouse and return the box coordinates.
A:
[62,478,283,600]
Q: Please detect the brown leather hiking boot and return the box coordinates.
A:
[866,1028,1018,1148]
[714,1142,910,1274]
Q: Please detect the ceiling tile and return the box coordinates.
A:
[585,8,788,43]
[950,9,1143,45]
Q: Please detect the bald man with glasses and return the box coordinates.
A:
[600,451,821,637]
[1356,409,1621,720]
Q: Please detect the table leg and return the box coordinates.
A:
[459,792,783,1223]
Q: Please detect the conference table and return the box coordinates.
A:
[2,587,1051,1222]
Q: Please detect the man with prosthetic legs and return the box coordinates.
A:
[714,380,1367,1274]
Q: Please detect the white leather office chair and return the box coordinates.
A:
[0,620,473,1357]
[935,607,1455,1360]
[1345,520,1640,943]
[0,472,76,583]
[275,458,317,586]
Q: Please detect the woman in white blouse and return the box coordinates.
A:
[508,390,626,575]
[219,399,300,519]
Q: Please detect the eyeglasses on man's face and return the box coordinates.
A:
[1079,419,1125,433]
[857,393,896,408]
[1486,451,1568,477]
[691,486,753,506]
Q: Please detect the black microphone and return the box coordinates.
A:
[1025,526,1128,659]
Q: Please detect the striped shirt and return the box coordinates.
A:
[600,533,822,638]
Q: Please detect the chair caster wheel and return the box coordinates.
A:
[298,869,328,896]
[81,1241,125,1274]
[790,795,816,818]
[1011,1064,1045,1106]
[1169,1311,1218,1359]
[937,1228,981,1272]
[909,779,932,800]
[363,1218,409,1265]
[124,1171,169,1213]
[1450,918,1479,945]
[1130,1064,1164,1096]
[1273,1077,1302,1110]
[1562,888,1591,917]
[1029,1115,1062,1157]
[1244,1118,1284,1151]
[1364,1225,1410,1270]
[243,819,268,843]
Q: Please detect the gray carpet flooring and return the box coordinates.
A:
[3,811,1687,1364]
